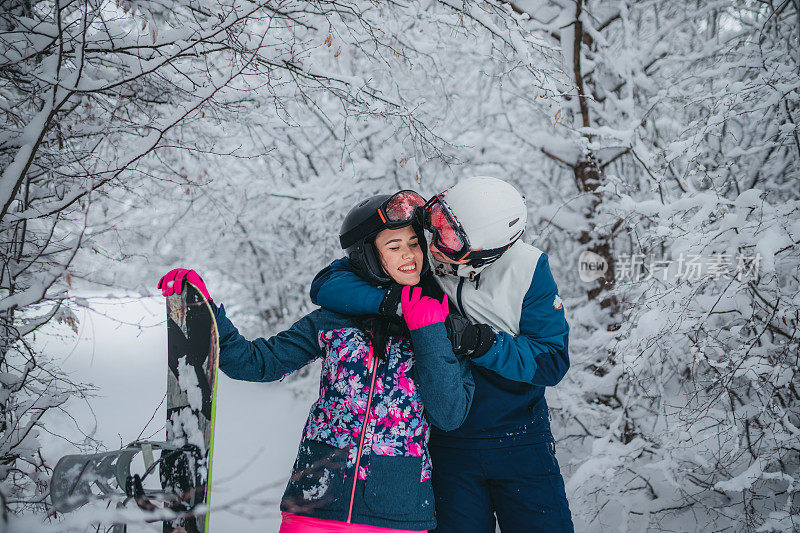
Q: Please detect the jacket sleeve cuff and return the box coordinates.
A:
[211,302,237,341]
[408,322,453,359]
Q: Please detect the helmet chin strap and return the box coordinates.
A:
[461,241,516,271]
[465,249,506,269]
[430,243,514,280]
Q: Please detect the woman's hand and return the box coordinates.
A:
[158,268,212,302]
[401,285,448,330]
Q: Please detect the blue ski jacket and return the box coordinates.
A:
[309,243,570,448]
[212,303,474,530]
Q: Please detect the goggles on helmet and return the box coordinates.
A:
[423,194,520,266]
[423,195,472,262]
[339,190,426,250]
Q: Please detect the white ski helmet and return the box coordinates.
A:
[438,176,527,262]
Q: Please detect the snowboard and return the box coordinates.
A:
[162,281,220,533]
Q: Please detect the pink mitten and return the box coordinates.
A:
[401,286,449,330]
[157,268,212,302]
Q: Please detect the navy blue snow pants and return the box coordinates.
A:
[429,441,573,533]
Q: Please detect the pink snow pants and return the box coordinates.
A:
[279,512,427,533]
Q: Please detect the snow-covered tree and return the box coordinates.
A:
[509,1,800,530]
[598,3,800,530]
[0,0,275,515]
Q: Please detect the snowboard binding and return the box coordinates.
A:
[50,441,203,514]
[127,443,203,512]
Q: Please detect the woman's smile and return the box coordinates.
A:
[398,262,417,272]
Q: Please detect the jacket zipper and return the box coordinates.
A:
[347,344,378,523]
[456,277,468,318]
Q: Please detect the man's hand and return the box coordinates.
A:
[445,313,495,358]
[379,283,404,317]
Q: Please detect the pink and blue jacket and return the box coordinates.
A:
[213,303,474,531]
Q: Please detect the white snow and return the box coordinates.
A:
[302,468,331,500]
[168,406,205,451]
[176,356,202,412]
[715,459,764,492]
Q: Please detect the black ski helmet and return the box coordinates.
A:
[339,192,430,285]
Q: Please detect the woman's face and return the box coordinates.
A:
[375,226,424,285]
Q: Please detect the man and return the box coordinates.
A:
[310,176,573,532]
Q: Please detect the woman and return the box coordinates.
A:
[158,190,474,532]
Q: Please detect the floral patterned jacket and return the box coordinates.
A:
[213,303,474,531]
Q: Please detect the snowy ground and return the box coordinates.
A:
[27,295,317,532]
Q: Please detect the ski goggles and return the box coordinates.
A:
[423,195,472,262]
[340,190,426,249]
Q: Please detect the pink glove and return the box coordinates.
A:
[401,286,449,330]
[157,268,212,302]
